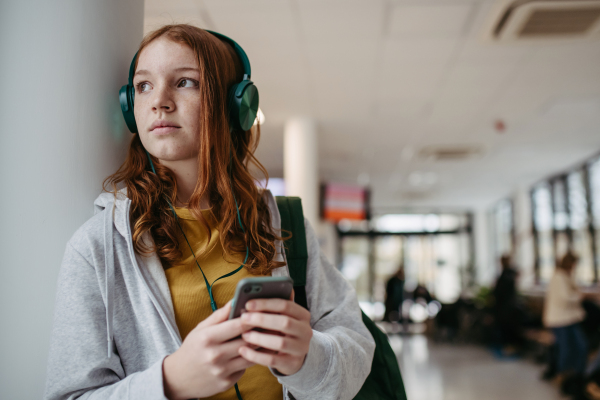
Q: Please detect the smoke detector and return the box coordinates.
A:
[489,0,600,41]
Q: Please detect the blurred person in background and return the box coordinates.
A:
[544,251,587,397]
[492,254,523,354]
[384,264,405,322]
[412,283,433,304]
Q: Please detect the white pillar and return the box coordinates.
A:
[0,1,144,398]
[284,118,319,228]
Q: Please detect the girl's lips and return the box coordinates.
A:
[152,126,180,135]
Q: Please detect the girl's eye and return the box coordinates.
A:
[137,82,151,93]
[178,79,198,88]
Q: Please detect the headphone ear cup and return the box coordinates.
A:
[119,84,138,133]
[238,84,259,131]
[228,81,259,132]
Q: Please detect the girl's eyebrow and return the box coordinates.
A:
[173,67,200,73]
[133,69,150,78]
[133,66,200,78]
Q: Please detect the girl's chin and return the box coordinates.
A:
[148,150,199,163]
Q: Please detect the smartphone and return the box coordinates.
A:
[229,277,294,319]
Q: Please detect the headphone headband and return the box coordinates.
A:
[205,30,251,79]
[127,52,138,87]
[125,32,252,84]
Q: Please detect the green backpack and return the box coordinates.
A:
[275,196,408,400]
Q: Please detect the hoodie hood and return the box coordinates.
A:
[92,188,181,357]
[94,189,130,237]
[93,191,125,358]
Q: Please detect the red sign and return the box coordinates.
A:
[322,183,368,221]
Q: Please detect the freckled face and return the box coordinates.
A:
[133,38,202,162]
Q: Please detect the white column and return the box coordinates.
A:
[284,118,319,228]
[0,1,144,398]
[513,186,535,288]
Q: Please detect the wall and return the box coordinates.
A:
[0,1,144,397]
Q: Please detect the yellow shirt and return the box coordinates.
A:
[165,207,283,400]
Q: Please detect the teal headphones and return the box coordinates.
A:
[119,30,259,133]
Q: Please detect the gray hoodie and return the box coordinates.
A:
[44,189,375,400]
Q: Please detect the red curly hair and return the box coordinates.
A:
[104,24,283,273]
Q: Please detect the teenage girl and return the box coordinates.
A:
[44,24,374,400]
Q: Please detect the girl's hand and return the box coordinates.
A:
[162,302,254,400]
[238,297,312,376]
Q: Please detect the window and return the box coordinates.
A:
[532,184,554,283]
[568,170,594,284]
[588,157,600,280]
[552,178,570,260]
[339,213,471,309]
[340,237,370,301]
[492,199,513,261]
[530,153,600,286]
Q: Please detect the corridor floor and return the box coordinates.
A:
[392,335,565,400]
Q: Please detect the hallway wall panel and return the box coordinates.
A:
[0,1,144,397]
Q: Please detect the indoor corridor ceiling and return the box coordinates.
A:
[144,0,600,212]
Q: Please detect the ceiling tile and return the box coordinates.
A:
[201,1,313,122]
[388,4,474,38]
[144,0,600,209]
[304,38,379,122]
[377,37,459,101]
[202,2,296,43]
[374,97,430,121]
[427,61,522,130]
[202,0,288,15]
[378,62,447,100]
[297,0,384,41]
[304,38,379,78]
[144,0,208,34]
[456,39,533,65]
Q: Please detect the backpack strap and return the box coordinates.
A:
[276,199,408,400]
[275,196,309,310]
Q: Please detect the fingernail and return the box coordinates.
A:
[246,301,255,310]
[242,313,251,321]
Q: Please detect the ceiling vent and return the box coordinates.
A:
[419,145,483,161]
[491,0,600,41]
